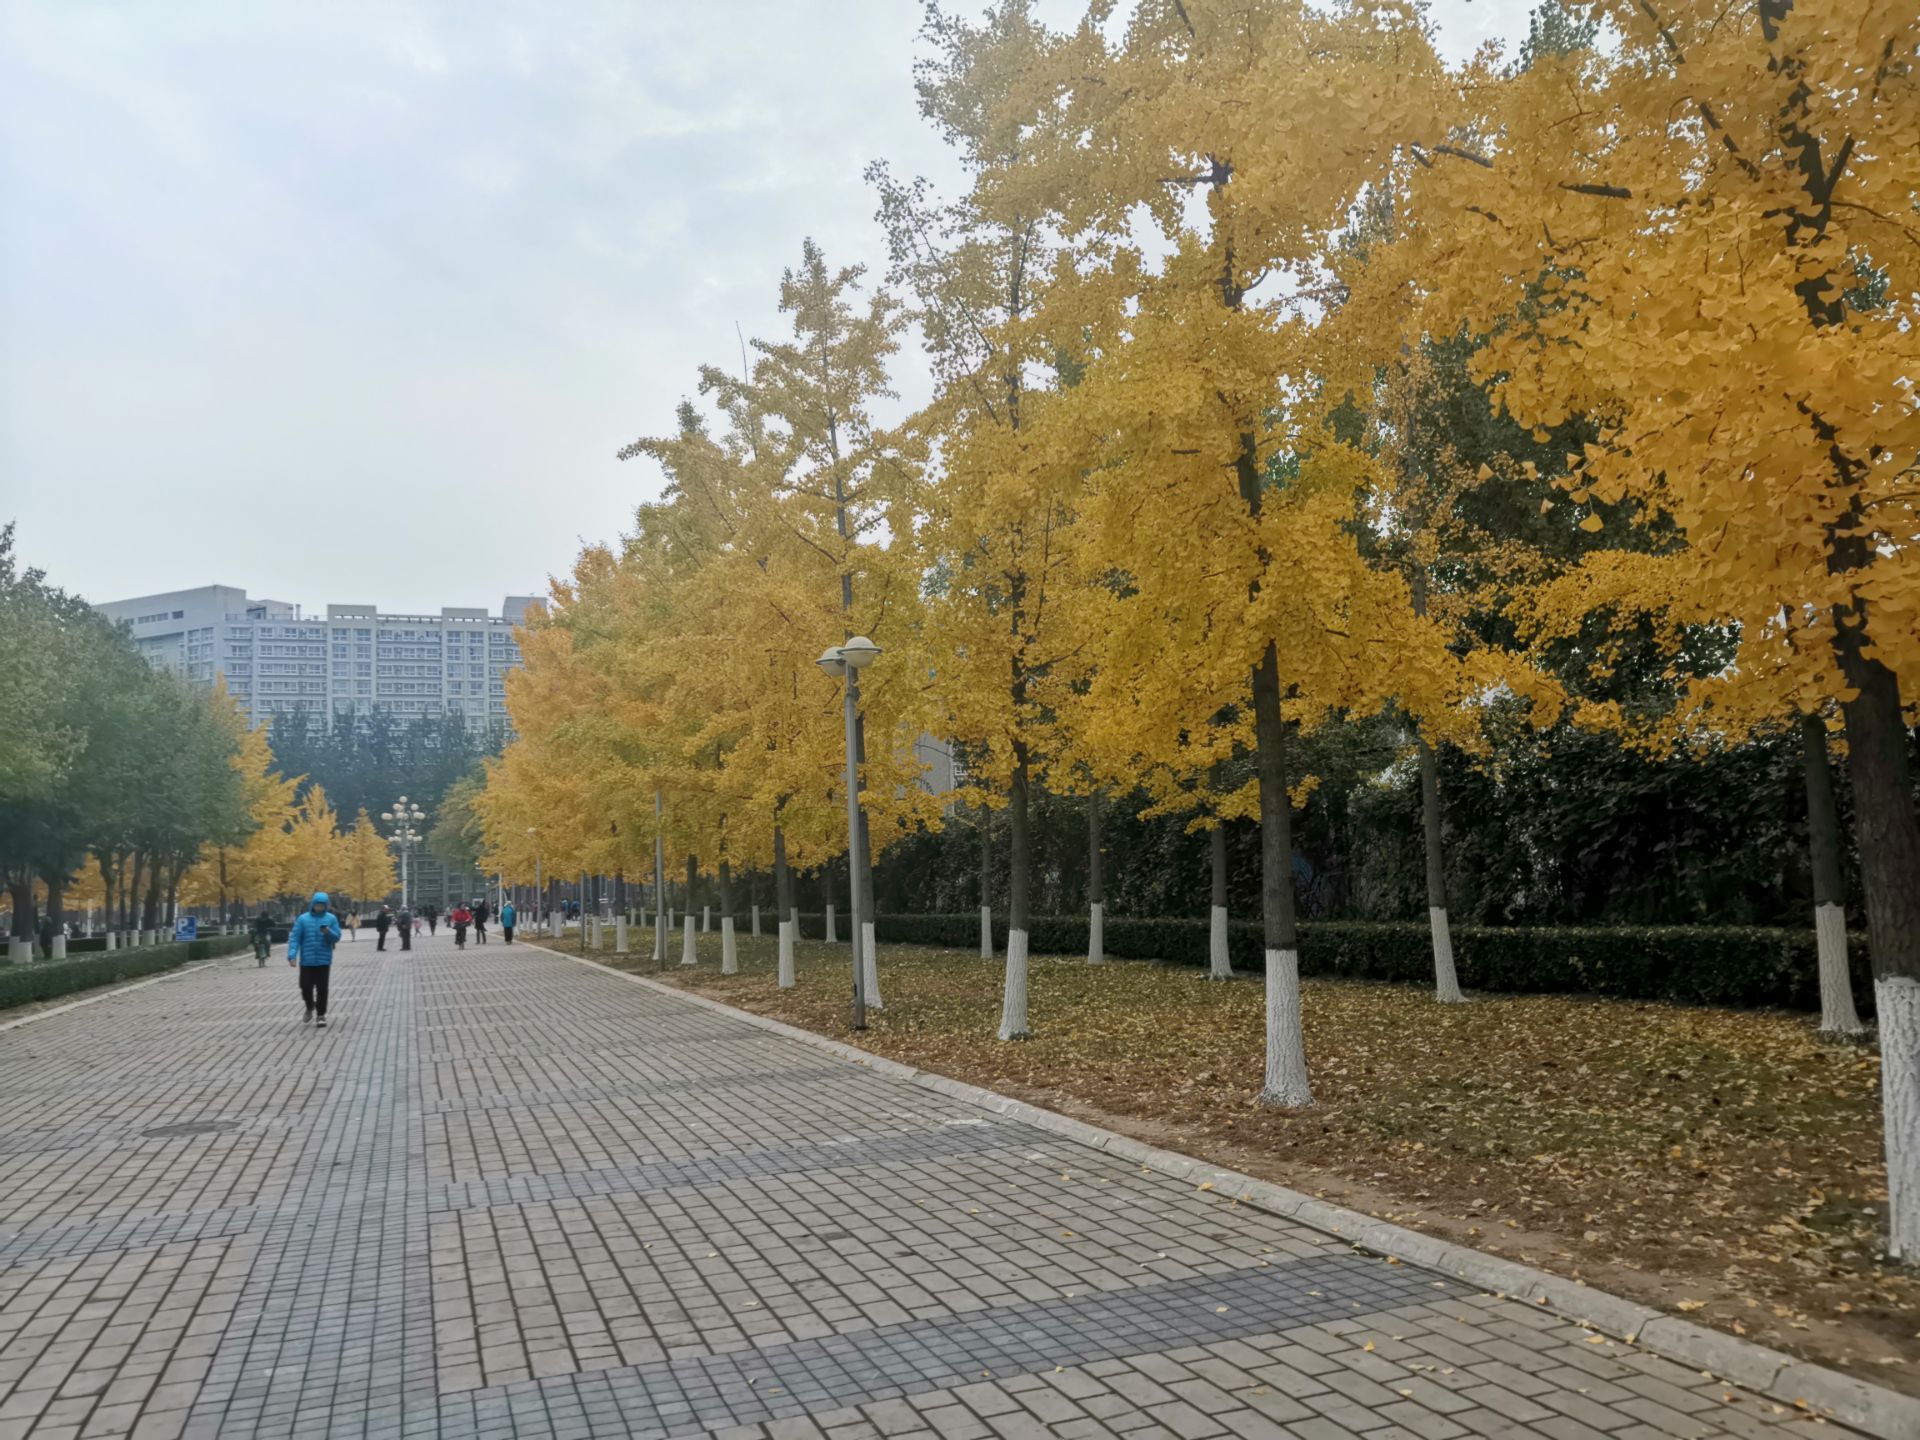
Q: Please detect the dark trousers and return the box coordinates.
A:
[502,926,514,944]
[298,964,331,1016]
[475,920,487,943]
[376,928,389,950]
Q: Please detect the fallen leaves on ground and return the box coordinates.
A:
[612,932,1912,1389]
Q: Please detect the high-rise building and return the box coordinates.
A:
[94,585,543,727]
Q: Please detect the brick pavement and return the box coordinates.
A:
[0,933,1861,1439]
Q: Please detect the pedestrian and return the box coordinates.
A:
[451,902,472,948]
[500,898,516,944]
[345,911,359,942]
[251,908,275,965]
[287,891,342,1028]
[397,903,413,951]
[473,896,490,944]
[424,903,439,936]
[374,904,392,951]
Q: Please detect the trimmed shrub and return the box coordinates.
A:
[0,935,251,1012]
[858,912,1871,1015]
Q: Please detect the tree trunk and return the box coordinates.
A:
[719,858,738,974]
[1209,820,1233,980]
[853,715,880,1009]
[1834,645,1920,1259]
[7,880,33,942]
[101,854,117,940]
[1086,794,1104,964]
[774,823,796,989]
[614,870,627,925]
[857,809,881,1009]
[979,805,994,959]
[1252,644,1311,1106]
[141,858,162,933]
[1800,712,1863,1036]
[998,746,1033,1040]
[1420,736,1464,1002]
[822,865,837,944]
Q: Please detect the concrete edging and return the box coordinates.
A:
[544,946,1918,1440]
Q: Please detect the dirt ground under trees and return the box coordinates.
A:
[592,932,1912,1393]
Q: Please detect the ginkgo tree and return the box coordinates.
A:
[985,0,1469,1102]
[876,0,1099,1039]
[1368,0,1920,1255]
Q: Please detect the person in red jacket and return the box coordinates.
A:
[450,903,472,948]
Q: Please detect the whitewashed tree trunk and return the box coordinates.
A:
[7,936,28,963]
[1418,736,1465,1003]
[50,933,66,959]
[998,928,1030,1040]
[1086,795,1105,964]
[751,904,761,938]
[680,916,696,966]
[1209,905,1233,980]
[721,917,738,974]
[702,905,711,933]
[1816,903,1863,1036]
[615,916,629,954]
[825,904,837,944]
[777,919,796,988]
[861,921,880,1009]
[1881,976,1920,1259]
[105,930,117,951]
[1261,948,1313,1106]
[979,905,993,959]
[1430,907,1463,1003]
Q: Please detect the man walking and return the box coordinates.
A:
[287,891,342,1028]
[473,896,490,944]
[251,908,275,965]
[500,898,516,944]
[397,903,413,952]
[374,904,392,951]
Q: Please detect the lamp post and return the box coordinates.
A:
[380,796,427,911]
[816,634,880,1030]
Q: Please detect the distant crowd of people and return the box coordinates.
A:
[256,891,521,1029]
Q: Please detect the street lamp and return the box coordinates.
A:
[816,635,880,1030]
[380,796,428,910]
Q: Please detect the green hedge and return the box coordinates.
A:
[0,935,251,1012]
[844,912,1872,1015]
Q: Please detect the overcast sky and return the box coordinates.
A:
[2,0,1536,618]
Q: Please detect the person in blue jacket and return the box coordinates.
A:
[287,891,343,1028]
[500,898,516,944]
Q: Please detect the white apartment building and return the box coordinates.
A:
[94,585,543,727]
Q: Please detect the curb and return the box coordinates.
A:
[542,945,1918,1440]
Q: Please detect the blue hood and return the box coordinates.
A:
[311,891,329,907]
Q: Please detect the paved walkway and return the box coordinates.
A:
[0,935,1851,1440]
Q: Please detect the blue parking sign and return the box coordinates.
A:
[174,916,198,941]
